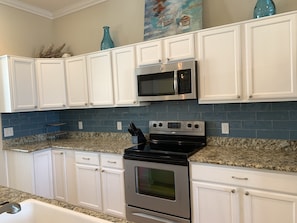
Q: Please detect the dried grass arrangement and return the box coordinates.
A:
[36,43,72,58]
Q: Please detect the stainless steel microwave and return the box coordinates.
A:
[136,60,197,102]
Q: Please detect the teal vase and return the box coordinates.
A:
[253,0,276,18]
[100,26,114,50]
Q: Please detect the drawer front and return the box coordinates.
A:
[190,163,297,194]
[75,152,99,165]
[101,153,123,169]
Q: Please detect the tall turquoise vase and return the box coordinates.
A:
[253,0,276,18]
[100,26,114,50]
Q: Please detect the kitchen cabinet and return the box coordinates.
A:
[35,59,67,109]
[191,163,297,223]
[65,55,89,108]
[33,149,53,199]
[0,55,38,112]
[112,46,139,106]
[136,33,195,66]
[197,13,297,103]
[75,151,102,211]
[197,25,242,103]
[5,150,35,194]
[245,13,297,101]
[101,153,125,218]
[52,149,77,205]
[86,51,114,107]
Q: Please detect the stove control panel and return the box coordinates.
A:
[149,120,205,136]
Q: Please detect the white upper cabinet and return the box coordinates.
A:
[164,33,195,62]
[245,13,297,101]
[86,51,114,107]
[65,56,89,108]
[112,46,139,106]
[136,40,163,66]
[0,55,38,112]
[35,59,67,109]
[198,13,297,103]
[136,33,195,66]
[197,25,242,103]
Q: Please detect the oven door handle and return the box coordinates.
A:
[132,212,178,223]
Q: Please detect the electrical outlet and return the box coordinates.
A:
[221,123,229,134]
[4,127,14,137]
[117,121,122,130]
[78,121,83,130]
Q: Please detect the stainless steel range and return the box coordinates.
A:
[124,120,206,223]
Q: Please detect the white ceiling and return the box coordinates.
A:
[0,0,106,19]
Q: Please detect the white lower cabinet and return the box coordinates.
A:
[101,153,125,218]
[191,163,297,223]
[52,149,77,205]
[75,151,102,211]
[33,149,53,199]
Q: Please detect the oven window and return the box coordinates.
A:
[136,167,175,200]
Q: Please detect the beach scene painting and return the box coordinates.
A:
[144,0,203,41]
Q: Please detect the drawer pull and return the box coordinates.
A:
[232,176,248,181]
[82,157,91,161]
[107,161,117,164]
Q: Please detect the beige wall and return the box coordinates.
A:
[0,5,53,57]
[53,0,297,56]
[1,0,297,56]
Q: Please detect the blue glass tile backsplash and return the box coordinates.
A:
[2,100,297,140]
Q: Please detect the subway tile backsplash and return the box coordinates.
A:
[2,100,297,140]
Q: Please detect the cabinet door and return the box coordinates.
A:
[101,167,125,218]
[244,189,297,223]
[33,149,53,199]
[245,14,297,101]
[65,56,89,108]
[35,59,67,109]
[112,46,138,106]
[52,150,67,201]
[197,25,242,103]
[136,40,162,66]
[192,181,239,223]
[87,51,114,107]
[6,151,34,194]
[10,57,38,111]
[76,164,102,211]
[164,34,195,62]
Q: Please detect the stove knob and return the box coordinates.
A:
[153,123,157,127]
[158,123,163,127]
[194,124,200,129]
[187,123,192,128]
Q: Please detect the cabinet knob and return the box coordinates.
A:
[245,191,250,196]
[167,58,170,62]
[101,169,104,172]
[237,95,240,99]
[63,104,66,107]
[90,102,94,106]
[249,95,253,99]
[34,105,38,109]
[158,59,162,63]
[85,103,88,106]
[60,152,63,155]
[95,168,99,171]
[231,189,236,193]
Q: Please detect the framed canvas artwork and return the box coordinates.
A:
[144,0,203,41]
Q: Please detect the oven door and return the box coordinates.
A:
[124,159,190,219]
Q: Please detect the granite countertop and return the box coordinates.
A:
[0,185,132,223]
[189,137,297,173]
[3,132,135,154]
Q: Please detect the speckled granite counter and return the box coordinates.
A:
[189,137,297,173]
[0,185,133,223]
[2,132,135,154]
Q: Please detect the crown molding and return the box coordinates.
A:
[0,0,107,19]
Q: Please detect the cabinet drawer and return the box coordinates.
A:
[191,163,297,194]
[101,153,123,169]
[75,152,99,165]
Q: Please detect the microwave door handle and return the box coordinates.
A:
[173,70,178,94]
